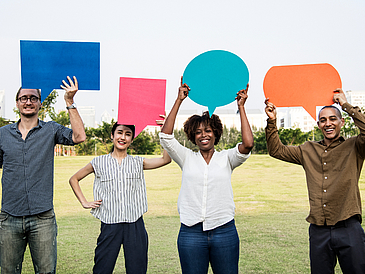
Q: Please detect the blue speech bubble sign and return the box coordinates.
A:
[20,40,100,102]
[183,50,249,115]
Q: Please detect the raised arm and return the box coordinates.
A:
[264,98,277,120]
[334,88,365,157]
[69,163,102,209]
[264,98,302,164]
[61,76,86,144]
[161,77,190,134]
[236,84,254,154]
[143,149,171,170]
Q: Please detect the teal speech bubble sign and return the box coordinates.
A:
[182,50,249,115]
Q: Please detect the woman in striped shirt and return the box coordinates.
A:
[69,122,171,274]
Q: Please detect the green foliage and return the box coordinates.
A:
[0,117,12,128]
[75,128,99,156]
[173,128,199,152]
[129,131,156,155]
[215,126,241,151]
[39,90,58,120]
[49,110,70,127]
[278,128,310,146]
[92,120,115,154]
[341,111,360,138]
[252,127,267,154]
[307,126,323,142]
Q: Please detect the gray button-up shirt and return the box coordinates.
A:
[0,120,75,216]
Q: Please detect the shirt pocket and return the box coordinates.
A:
[125,172,143,191]
[331,150,351,172]
[99,172,117,193]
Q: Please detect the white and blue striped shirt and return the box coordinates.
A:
[90,154,147,224]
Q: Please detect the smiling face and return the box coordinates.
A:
[194,123,216,152]
[111,125,133,151]
[317,107,344,145]
[16,89,42,118]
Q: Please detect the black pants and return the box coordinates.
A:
[93,217,148,274]
[309,216,365,274]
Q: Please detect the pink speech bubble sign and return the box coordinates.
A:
[118,77,166,137]
[263,63,342,120]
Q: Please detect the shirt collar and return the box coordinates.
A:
[318,136,345,147]
[12,119,45,132]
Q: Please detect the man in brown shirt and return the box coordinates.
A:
[265,88,365,274]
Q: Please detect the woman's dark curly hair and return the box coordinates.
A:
[183,111,223,145]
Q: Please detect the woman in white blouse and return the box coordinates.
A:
[160,78,254,274]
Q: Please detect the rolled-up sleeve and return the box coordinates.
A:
[159,132,190,169]
[227,143,251,169]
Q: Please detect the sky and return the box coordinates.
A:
[1,0,365,122]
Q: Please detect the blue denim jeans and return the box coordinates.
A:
[0,209,57,274]
[177,219,239,274]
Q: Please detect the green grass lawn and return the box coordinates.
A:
[2,154,364,273]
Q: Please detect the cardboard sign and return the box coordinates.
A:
[118,77,166,137]
[183,50,249,115]
[20,40,100,101]
[263,63,342,120]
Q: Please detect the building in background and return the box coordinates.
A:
[101,110,113,124]
[169,109,267,131]
[78,106,96,128]
[276,107,317,132]
[345,90,365,109]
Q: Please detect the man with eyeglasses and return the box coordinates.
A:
[0,76,86,273]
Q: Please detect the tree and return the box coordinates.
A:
[0,117,11,128]
[129,131,156,155]
[173,128,199,152]
[38,90,58,120]
[92,120,115,154]
[307,126,323,142]
[217,126,241,151]
[49,110,70,127]
[252,126,267,154]
[75,128,99,155]
[341,111,360,138]
[278,128,309,146]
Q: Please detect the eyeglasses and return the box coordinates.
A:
[17,96,39,103]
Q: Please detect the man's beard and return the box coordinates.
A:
[20,109,39,118]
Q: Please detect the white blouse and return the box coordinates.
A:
[159,132,250,231]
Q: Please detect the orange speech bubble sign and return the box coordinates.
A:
[263,63,342,120]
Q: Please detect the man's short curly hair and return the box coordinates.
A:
[183,111,223,145]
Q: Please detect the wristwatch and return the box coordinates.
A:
[66,103,77,110]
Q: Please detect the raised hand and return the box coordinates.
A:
[236,84,249,107]
[178,76,190,101]
[61,76,78,105]
[333,88,347,106]
[264,98,277,120]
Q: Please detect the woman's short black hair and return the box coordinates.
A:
[111,123,135,140]
[183,111,223,145]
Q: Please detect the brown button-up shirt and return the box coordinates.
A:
[265,103,365,225]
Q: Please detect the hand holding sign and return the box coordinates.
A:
[183,50,249,115]
[20,40,100,102]
[263,63,342,120]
